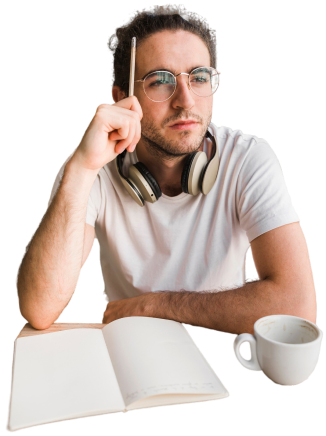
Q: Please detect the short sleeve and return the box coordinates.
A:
[236,141,299,243]
[85,176,101,238]
[48,154,73,207]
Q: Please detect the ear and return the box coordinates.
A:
[112,86,127,103]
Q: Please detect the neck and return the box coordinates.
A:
[135,135,204,197]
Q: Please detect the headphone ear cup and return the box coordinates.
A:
[128,162,162,203]
[181,151,208,196]
[181,153,197,194]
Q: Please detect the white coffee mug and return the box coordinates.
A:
[234,314,323,385]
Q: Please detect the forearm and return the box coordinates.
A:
[17,156,98,329]
[145,279,314,335]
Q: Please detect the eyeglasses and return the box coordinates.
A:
[134,67,220,103]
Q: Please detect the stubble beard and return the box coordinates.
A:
[140,110,212,162]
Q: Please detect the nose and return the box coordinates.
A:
[171,73,195,111]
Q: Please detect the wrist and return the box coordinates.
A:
[142,291,175,320]
[66,153,99,179]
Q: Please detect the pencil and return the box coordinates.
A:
[129,37,136,97]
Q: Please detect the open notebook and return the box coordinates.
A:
[9,317,228,430]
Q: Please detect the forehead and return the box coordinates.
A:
[135,30,211,77]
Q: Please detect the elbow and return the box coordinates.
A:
[22,312,55,331]
[264,278,317,325]
[19,299,56,331]
[299,302,317,325]
[27,318,54,331]
[296,285,317,324]
[281,285,317,325]
[18,281,62,330]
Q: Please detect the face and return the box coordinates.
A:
[131,30,213,158]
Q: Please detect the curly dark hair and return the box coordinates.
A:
[108,5,217,96]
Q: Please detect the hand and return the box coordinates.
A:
[102,294,151,324]
[71,96,143,172]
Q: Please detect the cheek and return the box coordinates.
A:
[141,100,169,126]
[135,89,146,106]
[196,96,213,113]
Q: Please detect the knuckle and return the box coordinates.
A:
[131,111,140,121]
[95,103,103,112]
[96,104,108,112]
[94,104,104,118]
[123,118,129,129]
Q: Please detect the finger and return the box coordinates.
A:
[95,104,140,135]
[108,118,130,143]
[125,114,141,152]
[110,113,141,153]
[109,110,139,141]
[113,96,143,121]
[102,310,109,324]
[127,116,141,152]
[110,117,136,153]
[115,120,136,154]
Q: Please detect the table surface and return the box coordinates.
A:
[17,323,106,339]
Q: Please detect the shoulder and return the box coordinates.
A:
[210,122,269,150]
[209,122,276,167]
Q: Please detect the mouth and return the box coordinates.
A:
[168,120,199,130]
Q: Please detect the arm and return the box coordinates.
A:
[17,97,143,330]
[17,160,98,330]
[103,222,317,334]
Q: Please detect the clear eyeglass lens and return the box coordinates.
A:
[143,68,219,102]
[144,71,176,102]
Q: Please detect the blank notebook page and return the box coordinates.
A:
[9,329,124,430]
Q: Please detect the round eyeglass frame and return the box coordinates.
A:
[134,67,220,103]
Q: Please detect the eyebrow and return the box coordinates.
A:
[140,66,206,80]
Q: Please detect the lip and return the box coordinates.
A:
[168,120,199,130]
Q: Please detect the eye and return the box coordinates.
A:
[190,67,212,84]
[149,79,171,87]
[145,71,175,88]
[191,73,210,83]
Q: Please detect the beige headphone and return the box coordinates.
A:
[115,129,220,207]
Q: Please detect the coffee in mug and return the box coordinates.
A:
[233,314,323,385]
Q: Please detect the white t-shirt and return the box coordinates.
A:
[49,122,299,302]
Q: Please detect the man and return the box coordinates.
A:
[17,7,316,333]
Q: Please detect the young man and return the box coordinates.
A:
[17,8,316,333]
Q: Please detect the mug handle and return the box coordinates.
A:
[234,333,261,371]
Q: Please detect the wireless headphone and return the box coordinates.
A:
[115,129,220,207]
